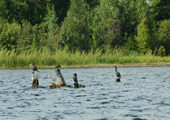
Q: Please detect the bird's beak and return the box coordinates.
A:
[59,67,61,69]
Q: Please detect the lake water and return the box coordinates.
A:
[0,66,170,120]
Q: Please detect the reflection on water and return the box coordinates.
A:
[0,66,170,119]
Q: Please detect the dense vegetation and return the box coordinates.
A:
[0,0,170,68]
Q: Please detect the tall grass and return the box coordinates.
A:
[0,48,170,68]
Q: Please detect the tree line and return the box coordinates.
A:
[0,0,170,56]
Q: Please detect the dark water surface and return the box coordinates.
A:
[0,66,170,120]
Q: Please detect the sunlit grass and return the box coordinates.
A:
[0,47,170,68]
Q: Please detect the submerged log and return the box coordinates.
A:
[74,83,85,88]
[49,83,60,89]
[115,78,121,82]
[48,74,60,89]
[32,72,40,88]
[65,84,71,87]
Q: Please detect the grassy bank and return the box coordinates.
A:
[1,48,170,69]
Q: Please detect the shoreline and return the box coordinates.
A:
[1,62,170,69]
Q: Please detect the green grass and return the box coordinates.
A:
[0,48,170,69]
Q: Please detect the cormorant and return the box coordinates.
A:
[55,65,61,75]
[115,66,121,78]
[30,63,39,72]
[72,73,78,85]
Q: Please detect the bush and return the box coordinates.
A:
[158,19,170,54]
[0,20,21,50]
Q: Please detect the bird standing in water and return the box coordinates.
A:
[72,73,78,85]
[115,66,121,78]
[55,65,61,75]
[30,63,39,73]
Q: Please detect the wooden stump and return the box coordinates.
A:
[56,73,66,86]
[32,72,40,88]
[48,74,60,89]
[74,83,85,88]
[48,74,71,88]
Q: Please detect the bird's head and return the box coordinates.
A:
[73,73,77,77]
[55,65,61,69]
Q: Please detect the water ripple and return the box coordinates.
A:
[0,67,170,119]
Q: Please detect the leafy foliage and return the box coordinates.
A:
[60,0,90,51]
[90,0,121,50]
[151,0,170,21]
[44,5,62,51]
[0,0,170,57]
[0,0,70,25]
[135,15,152,53]
[157,19,170,54]
[101,18,121,48]
[0,20,20,50]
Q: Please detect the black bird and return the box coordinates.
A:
[55,65,61,75]
[30,63,39,72]
[115,66,121,78]
[72,73,78,84]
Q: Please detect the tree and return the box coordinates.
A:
[17,20,38,51]
[60,0,90,51]
[0,0,46,25]
[119,0,154,52]
[151,0,170,22]
[0,20,20,50]
[101,18,121,48]
[0,0,70,26]
[135,15,152,53]
[90,0,121,49]
[119,0,138,36]
[47,0,70,25]
[43,5,62,51]
[157,19,170,55]
[85,0,99,8]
